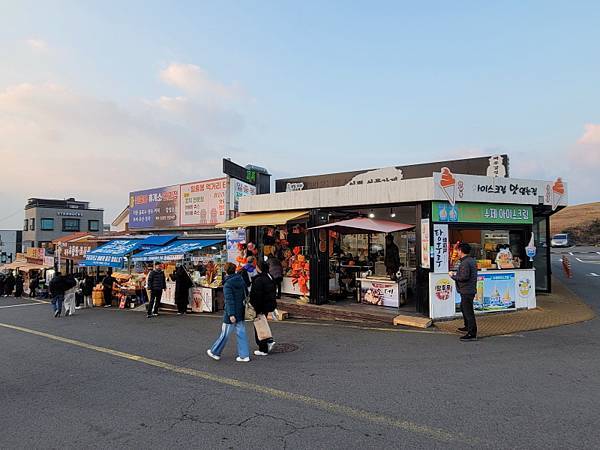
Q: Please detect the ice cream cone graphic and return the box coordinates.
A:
[439,167,457,205]
[551,177,565,211]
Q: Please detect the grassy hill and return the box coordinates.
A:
[551,202,600,245]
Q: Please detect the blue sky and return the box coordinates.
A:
[1,1,599,227]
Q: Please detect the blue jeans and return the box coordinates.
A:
[210,322,250,359]
[51,295,64,313]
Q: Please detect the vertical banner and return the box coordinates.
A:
[226,228,246,263]
[433,224,449,273]
[230,178,257,213]
[420,219,430,269]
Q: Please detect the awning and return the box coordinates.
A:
[81,239,145,268]
[0,261,51,271]
[141,235,178,246]
[308,218,414,234]
[132,239,223,262]
[218,211,308,229]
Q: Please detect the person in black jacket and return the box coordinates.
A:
[49,272,68,317]
[171,265,192,315]
[384,234,400,280]
[14,273,24,297]
[4,272,15,297]
[147,263,167,318]
[450,242,478,341]
[81,274,95,308]
[29,273,40,298]
[102,269,118,308]
[250,261,277,356]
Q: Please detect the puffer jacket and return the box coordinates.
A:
[147,269,167,291]
[223,273,247,324]
[250,272,277,314]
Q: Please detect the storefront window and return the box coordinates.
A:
[88,220,100,232]
[30,218,35,231]
[533,216,549,291]
[23,219,28,231]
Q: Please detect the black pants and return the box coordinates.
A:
[274,277,283,299]
[460,293,477,336]
[254,326,274,353]
[148,290,162,316]
[29,288,36,298]
[176,299,187,314]
[103,289,112,306]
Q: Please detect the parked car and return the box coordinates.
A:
[551,233,571,248]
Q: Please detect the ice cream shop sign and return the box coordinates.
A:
[433,168,567,210]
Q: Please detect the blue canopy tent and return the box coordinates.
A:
[80,236,179,269]
[132,239,223,262]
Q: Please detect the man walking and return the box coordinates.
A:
[450,243,478,341]
[147,263,166,318]
[49,271,67,318]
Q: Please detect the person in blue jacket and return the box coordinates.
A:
[207,263,250,362]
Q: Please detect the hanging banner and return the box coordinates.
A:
[226,228,246,263]
[433,224,449,273]
[420,219,430,269]
[180,178,228,226]
[230,178,257,212]
[129,185,180,229]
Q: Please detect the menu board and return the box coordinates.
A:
[129,185,180,229]
[180,178,227,226]
[433,224,449,273]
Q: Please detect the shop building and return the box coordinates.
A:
[22,198,104,250]
[221,156,566,322]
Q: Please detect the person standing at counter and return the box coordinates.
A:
[171,265,192,315]
[384,234,400,280]
[450,243,478,341]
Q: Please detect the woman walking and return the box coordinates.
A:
[207,263,250,362]
[267,254,284,299]
[171,265,192,315]
[250,261,277,356]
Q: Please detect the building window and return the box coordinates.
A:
[23,219,28,231]
[30,218,35,231]
[88,220,100,232]
[62,218,80,232]
[41,218,54,231]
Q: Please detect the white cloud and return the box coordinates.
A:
[577,123,600,145]
[0,80,247,228]
[159,63,244,101]
[25,38,49,51]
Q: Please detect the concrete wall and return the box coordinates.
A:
[0,230,21,260]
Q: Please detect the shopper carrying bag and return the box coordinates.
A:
[249,261,277,356]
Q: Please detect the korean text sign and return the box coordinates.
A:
[433,224,449,273]
[180,178,227,226]
[129,185,180,229]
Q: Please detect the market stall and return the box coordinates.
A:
[132,239,225,312]
[308,217,414,308]
[0,259,53,297]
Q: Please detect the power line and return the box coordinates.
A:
[0,209,23,224]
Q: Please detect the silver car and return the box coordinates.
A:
[551,233,571,248]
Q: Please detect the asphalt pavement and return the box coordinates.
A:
[1,254,599,449]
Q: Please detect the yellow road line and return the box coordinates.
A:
[0,321,476,445]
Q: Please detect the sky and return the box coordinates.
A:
[1,0,599,229]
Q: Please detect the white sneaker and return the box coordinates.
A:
[206,349,220,361]
[236,356,250,362]
[254,350,268,356]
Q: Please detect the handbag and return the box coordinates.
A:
[244,296,256,321]
[254,314,272,340]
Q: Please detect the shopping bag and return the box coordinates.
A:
[244,297,256,321]
[254,314,272,341]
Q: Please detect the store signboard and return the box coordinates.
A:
[26,247,45,260]
[129,185,180,229]
[432,202,533,225]
[359,279,400,308]
[180,178,227,226]
[455,272,516,312]
[420,219,430,269]
[433,224,449,273]
[43,256,55,267]
[433,171,568,209]
[230,178,257,212]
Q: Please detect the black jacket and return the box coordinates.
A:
[171,267,192,302]
[452,256,478,295]
[82,276,94,296]
[250,272,277,314]
[147,269,167,291]
[385,242,400,274]
[49,275,74,296]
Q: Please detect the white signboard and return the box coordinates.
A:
[190,287,214,312]
[180,178,227,226]
[420,219,430,269]
[230,178,257,212]
[433,171,567,209]
[433,224,449,273]
[162,281,176,305]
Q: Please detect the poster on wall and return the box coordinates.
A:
[180,178,227,226]
[226,228,246,263]
[129,185,180,229]
[455,272,516,312]
[230,178,257,212]
[420,219,430,269]
[433,224,449,273]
